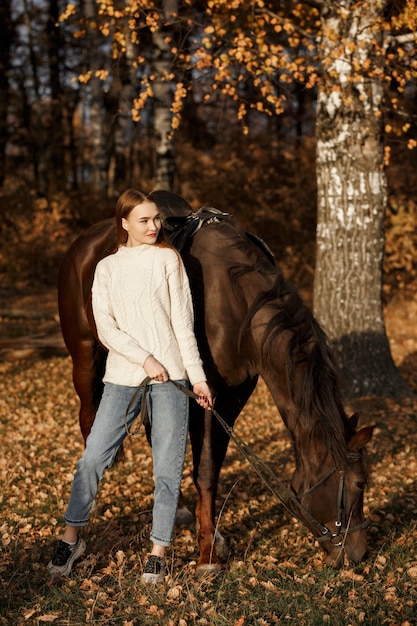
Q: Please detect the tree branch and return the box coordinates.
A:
[303,0,325,9]
[392,32,417,45]
[257,7,317,42]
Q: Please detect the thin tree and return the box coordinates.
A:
[46,0,65,191]
[0,0,14,187]
[83,0,109,198]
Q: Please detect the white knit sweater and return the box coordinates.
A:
[91,244,207,387]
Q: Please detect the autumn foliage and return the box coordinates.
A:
[1,352,417,623]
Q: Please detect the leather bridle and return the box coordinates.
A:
[293,453,369,547]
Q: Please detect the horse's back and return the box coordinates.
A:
[58,218,116,346]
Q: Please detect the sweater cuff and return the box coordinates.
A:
[187,364,208,387]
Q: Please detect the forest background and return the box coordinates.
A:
[1,0,417,392]
[1,1,417,624]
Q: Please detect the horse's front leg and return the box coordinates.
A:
[191,405,232,575]
[192,408,222,574]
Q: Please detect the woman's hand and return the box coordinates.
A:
[193,381,214,410]
[144,355,169,382]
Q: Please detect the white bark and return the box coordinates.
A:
[313,1,409,397]
[151,0,178,190]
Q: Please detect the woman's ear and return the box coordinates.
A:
[121,217,129,231]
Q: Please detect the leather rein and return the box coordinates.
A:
[125,378,368,548]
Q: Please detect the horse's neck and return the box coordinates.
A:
[289,422,335,494]
[264,377,337,493]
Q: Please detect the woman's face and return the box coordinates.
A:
[122,201,161,247]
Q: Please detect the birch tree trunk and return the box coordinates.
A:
[151,0,178,190]
[313,0,410,397]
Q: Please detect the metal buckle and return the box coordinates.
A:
[330,532,344,546]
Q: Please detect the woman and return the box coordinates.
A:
[48,189,213,583]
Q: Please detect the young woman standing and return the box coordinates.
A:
[48,189,212,583]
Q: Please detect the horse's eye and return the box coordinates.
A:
[356,481,366,490]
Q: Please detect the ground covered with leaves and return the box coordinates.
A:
[1,305,417,625]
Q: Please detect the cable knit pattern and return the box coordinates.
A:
[92,244,207,387]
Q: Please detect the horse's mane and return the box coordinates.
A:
[227,229,351,469]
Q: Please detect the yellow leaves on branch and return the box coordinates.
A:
[78,71,92,84]
[170,83,188,131]
[132,79,153,122]
[60,0,417,142]
[95,69,109,81]
[59,3,76,22]
[77,69,109,84]
[392,0,417,32]
[145,11,160,33]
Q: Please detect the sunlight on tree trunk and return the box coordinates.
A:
[313,0,410,398]
[151,0,178,191]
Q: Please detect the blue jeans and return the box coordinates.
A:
[64,380,189,547]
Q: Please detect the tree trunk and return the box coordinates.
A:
[22,0,48,195]
[107,34,138,195]
[46,0,65,192]
[313,0,410,398]
[151,0,178,190]
[84,0,108,198]
[0,0,13,187]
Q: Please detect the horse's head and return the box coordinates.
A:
[292,416,374,568]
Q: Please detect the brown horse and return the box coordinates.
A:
[58,191,373,573]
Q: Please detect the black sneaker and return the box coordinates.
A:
[47,537,86,577]
[141,555,167,584]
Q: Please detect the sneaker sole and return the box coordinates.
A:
[141,571,166,584]
[47,538,86,577]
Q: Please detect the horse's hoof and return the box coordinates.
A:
[175,506,195,526]
[195,562,223,578]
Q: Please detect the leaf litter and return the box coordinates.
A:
[1,306,417,625]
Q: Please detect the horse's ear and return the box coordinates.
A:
[348,425,374,452]
[348,412,360,430]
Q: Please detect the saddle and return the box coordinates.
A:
[164,207,276,265]
[164,207,229,253]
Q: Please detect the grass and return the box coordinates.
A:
[1,356,417,625]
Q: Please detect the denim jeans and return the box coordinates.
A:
[64,380,189,547]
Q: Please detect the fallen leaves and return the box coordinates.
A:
[1,355,417,624]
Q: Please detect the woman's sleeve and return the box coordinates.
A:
[92,261,151,366]
[167,256,208,385]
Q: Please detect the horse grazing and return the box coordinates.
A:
[58,191,373,573]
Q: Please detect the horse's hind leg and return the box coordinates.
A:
[71,339,105,444]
